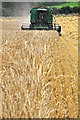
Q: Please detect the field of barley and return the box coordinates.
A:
[0,16,79,118]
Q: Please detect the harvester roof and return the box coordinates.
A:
[37,8,47,11]
[31,6,52,12]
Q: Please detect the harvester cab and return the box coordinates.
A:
[37,9,47,23]
[21,6,61,36]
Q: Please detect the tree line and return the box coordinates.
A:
[52,6,80,15]
[0,2,80,17]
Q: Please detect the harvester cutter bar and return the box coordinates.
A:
[21,24,61,36]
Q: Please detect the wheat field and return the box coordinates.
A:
[0,16,78,118]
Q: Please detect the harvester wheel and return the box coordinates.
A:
[54,23,56,30]
[48,24,53,30]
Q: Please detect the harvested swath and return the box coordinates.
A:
[2,18,29,30]
[1,16,78,118]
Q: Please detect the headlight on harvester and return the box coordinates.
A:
[32,20,35,23]
[48,22,51,23]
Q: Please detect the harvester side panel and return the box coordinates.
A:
[47,14,53,23]
[30,9,36,23]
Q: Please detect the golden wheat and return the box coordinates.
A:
[1,16,78,118]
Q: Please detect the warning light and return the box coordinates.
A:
[32,6,34,8]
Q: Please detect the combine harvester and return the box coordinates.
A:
[21,5,61,36]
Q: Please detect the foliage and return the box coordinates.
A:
[49,2,78,8]
[1,2,80,16]
[2,7,12,16]
[52,6,79,15]
[73,6,79,13]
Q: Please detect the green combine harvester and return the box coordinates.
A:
[21,5,61,36]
